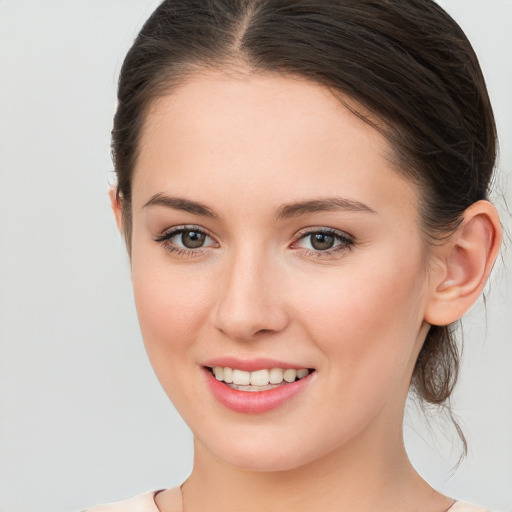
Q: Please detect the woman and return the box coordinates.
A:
[88,0,502,510]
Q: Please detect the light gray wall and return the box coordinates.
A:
[0,1,510,511]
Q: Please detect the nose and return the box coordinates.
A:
[212,248,290,342]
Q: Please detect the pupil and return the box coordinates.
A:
[311,233,334,250]
[182,231,205,248]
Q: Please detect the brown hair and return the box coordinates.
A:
[111,0,497,446]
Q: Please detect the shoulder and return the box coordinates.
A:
[81,490,161,512]
[450,501,491,512]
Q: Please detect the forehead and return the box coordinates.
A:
[132,70,419,219]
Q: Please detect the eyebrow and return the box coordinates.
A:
[275,196,376,220]
[143,193,376,220]
[143,193,219,218]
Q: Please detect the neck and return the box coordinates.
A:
[181,421,443,512]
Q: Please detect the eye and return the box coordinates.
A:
[154,226,218,256]
[292,228,354,256]
[308,232,336,251]
[177,230,207,249]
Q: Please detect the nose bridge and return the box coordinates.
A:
[213,243,288,341]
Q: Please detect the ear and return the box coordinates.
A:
[424,200,502,326]
[109,186,124,233]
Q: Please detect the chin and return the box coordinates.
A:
[218,450,307,473]
[197,430,329,473]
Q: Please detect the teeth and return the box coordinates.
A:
[297,368,308,379]
[250,369,270,386]
[269,368,284,384]
[232,369,251,385]
[223,367,233,383]
[211,366,311,387]
[283,369,297,382]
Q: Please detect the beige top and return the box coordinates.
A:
[84,489,491,512]
[83,491,160,512]
[83,490,162,512]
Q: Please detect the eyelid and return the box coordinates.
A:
[154,224,216,242]
[292,226,354,243]
[153,224,354,258]
[290,226,355,255]
[153,224,219,256]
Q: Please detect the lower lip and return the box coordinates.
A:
[204,367,314,414]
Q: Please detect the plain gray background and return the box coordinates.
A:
[0,1,510,511]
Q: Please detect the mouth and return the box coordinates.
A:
[205,366,315,392]
[202,357,317,413]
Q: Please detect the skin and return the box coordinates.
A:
[111,70,502,512]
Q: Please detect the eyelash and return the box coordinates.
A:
[153,226,355,259]
[291,228,355,258]
[153,225,217,258]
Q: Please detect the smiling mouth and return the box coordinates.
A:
[206,366,315,392]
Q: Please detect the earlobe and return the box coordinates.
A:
[424,200,502,326]
[109,186,124,233]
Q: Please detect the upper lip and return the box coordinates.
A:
[203,357,314,372]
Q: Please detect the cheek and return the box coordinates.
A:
[289,253,427,382]
[131,249,214,374]
[131,261,220,426]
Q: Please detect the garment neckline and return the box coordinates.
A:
[153,489,165,511]
[152,488,181,512]
[151,489,460,512]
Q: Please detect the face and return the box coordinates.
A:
[128,70,433,471]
